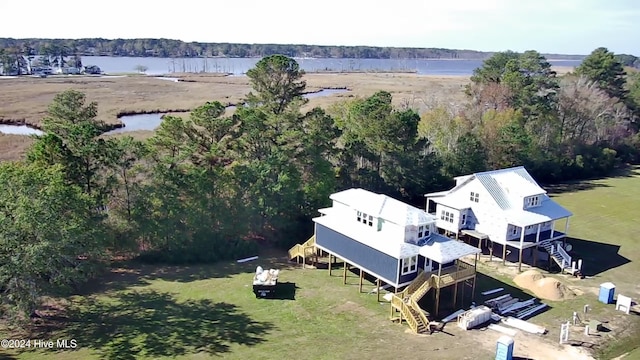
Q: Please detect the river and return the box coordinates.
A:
[79,56,582,76]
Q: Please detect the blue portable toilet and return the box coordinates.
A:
[495,335,514,360]
[599,282,615,304]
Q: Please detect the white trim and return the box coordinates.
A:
[315,244,398,286]
[401,255,418,275]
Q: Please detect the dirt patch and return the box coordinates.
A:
[514,270,576,301]
[334,301,375,317]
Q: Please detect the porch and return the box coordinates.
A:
[425,259,476,289]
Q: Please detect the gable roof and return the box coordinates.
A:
[331,188,434,226]
[429,166,572,225]
[451,166,546,210]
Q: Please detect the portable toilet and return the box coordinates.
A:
[599,282,616,304]
[495,336,514,360]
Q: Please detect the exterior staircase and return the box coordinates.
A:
[540,240,578,275]
[391,270,437,334]
[288,235,317,266]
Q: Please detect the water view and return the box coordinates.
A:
[80,56,583,76]
[0,124,43,136]
[0,89,351,136]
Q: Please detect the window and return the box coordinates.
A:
[525,195,541,208]
[511,226,518,235]
[461,213,467,225]
[441,210,454,223]
[401,256,418,275]
[418,225,430,239]
[470,191,479,203]
[525,225,533,230]
[356,211,373,227]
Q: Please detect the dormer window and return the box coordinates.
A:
[356,210,374,227]
[418,225,430,239]
[470,192,479,203]
[525,195,541,208]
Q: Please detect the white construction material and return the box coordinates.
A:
[560,321,570,344]
[500,298,536,315]
[442,309,466,323]
[498,298,519,313]
[482,288,504,296]
[502,317,546,334]
[491,313,502,322]
[458,306,492,330]
[486,294,511,304]
[383,293,394,302]
[488,324,518,337]
[517,303,548,319]
[237,256,259,263]
[616,295,632,314]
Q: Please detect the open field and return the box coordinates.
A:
[1,167,639,359]
[0,72,469,161]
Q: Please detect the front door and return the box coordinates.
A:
[424,258,433,273]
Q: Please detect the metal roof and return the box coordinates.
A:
[330,188,434,226]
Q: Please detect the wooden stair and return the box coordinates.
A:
[391,270,436,334]
[288,235,317,266]
[540,240,575,274]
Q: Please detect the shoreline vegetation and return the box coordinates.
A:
[0,37,589,60]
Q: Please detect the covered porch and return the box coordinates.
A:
[507,217,570,272]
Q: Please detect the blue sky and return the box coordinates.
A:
[1,0,638,55]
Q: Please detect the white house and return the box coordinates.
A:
[312,188,480,289]
[424,166,573,272]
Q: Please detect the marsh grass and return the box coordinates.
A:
[0,73,469,161]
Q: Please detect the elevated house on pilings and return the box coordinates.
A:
[425,166,579,275]
[298,188,481,334]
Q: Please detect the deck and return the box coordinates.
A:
[425,260,476,289]
[505,230,566,249]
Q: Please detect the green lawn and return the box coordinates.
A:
[2,166,640,360]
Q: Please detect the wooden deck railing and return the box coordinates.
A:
[409,298,430,329]
[431,261,476,288]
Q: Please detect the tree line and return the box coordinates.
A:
[0,37,591,60]
[1,49,639,323]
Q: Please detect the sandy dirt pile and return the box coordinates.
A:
[513,270,575,301]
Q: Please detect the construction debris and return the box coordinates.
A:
[482,288,504,296]
[502,317,546,334]
[442,309,466,323]
[237,256,259,263]
[488,324,518,337]
[458,306,492,330]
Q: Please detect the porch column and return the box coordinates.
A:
[551,221,556,239]
[564,217,570,236]
[519,226,525,272]
[535,224,541,243]
[328,254,332,276]
[343,261,347,284]
[435,263,442,317]
[377,278,381,302]
[489,240,493,262]
[359,268,364,293]
[453,261,460,308]
[502,243,507,265]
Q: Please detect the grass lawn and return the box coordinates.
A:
[1,166,639,360]
[1,256,493,360]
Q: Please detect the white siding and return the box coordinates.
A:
[436,204,459,233]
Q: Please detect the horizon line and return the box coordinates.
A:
[0,37,591,57]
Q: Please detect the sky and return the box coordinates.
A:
[0,0,638,55]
